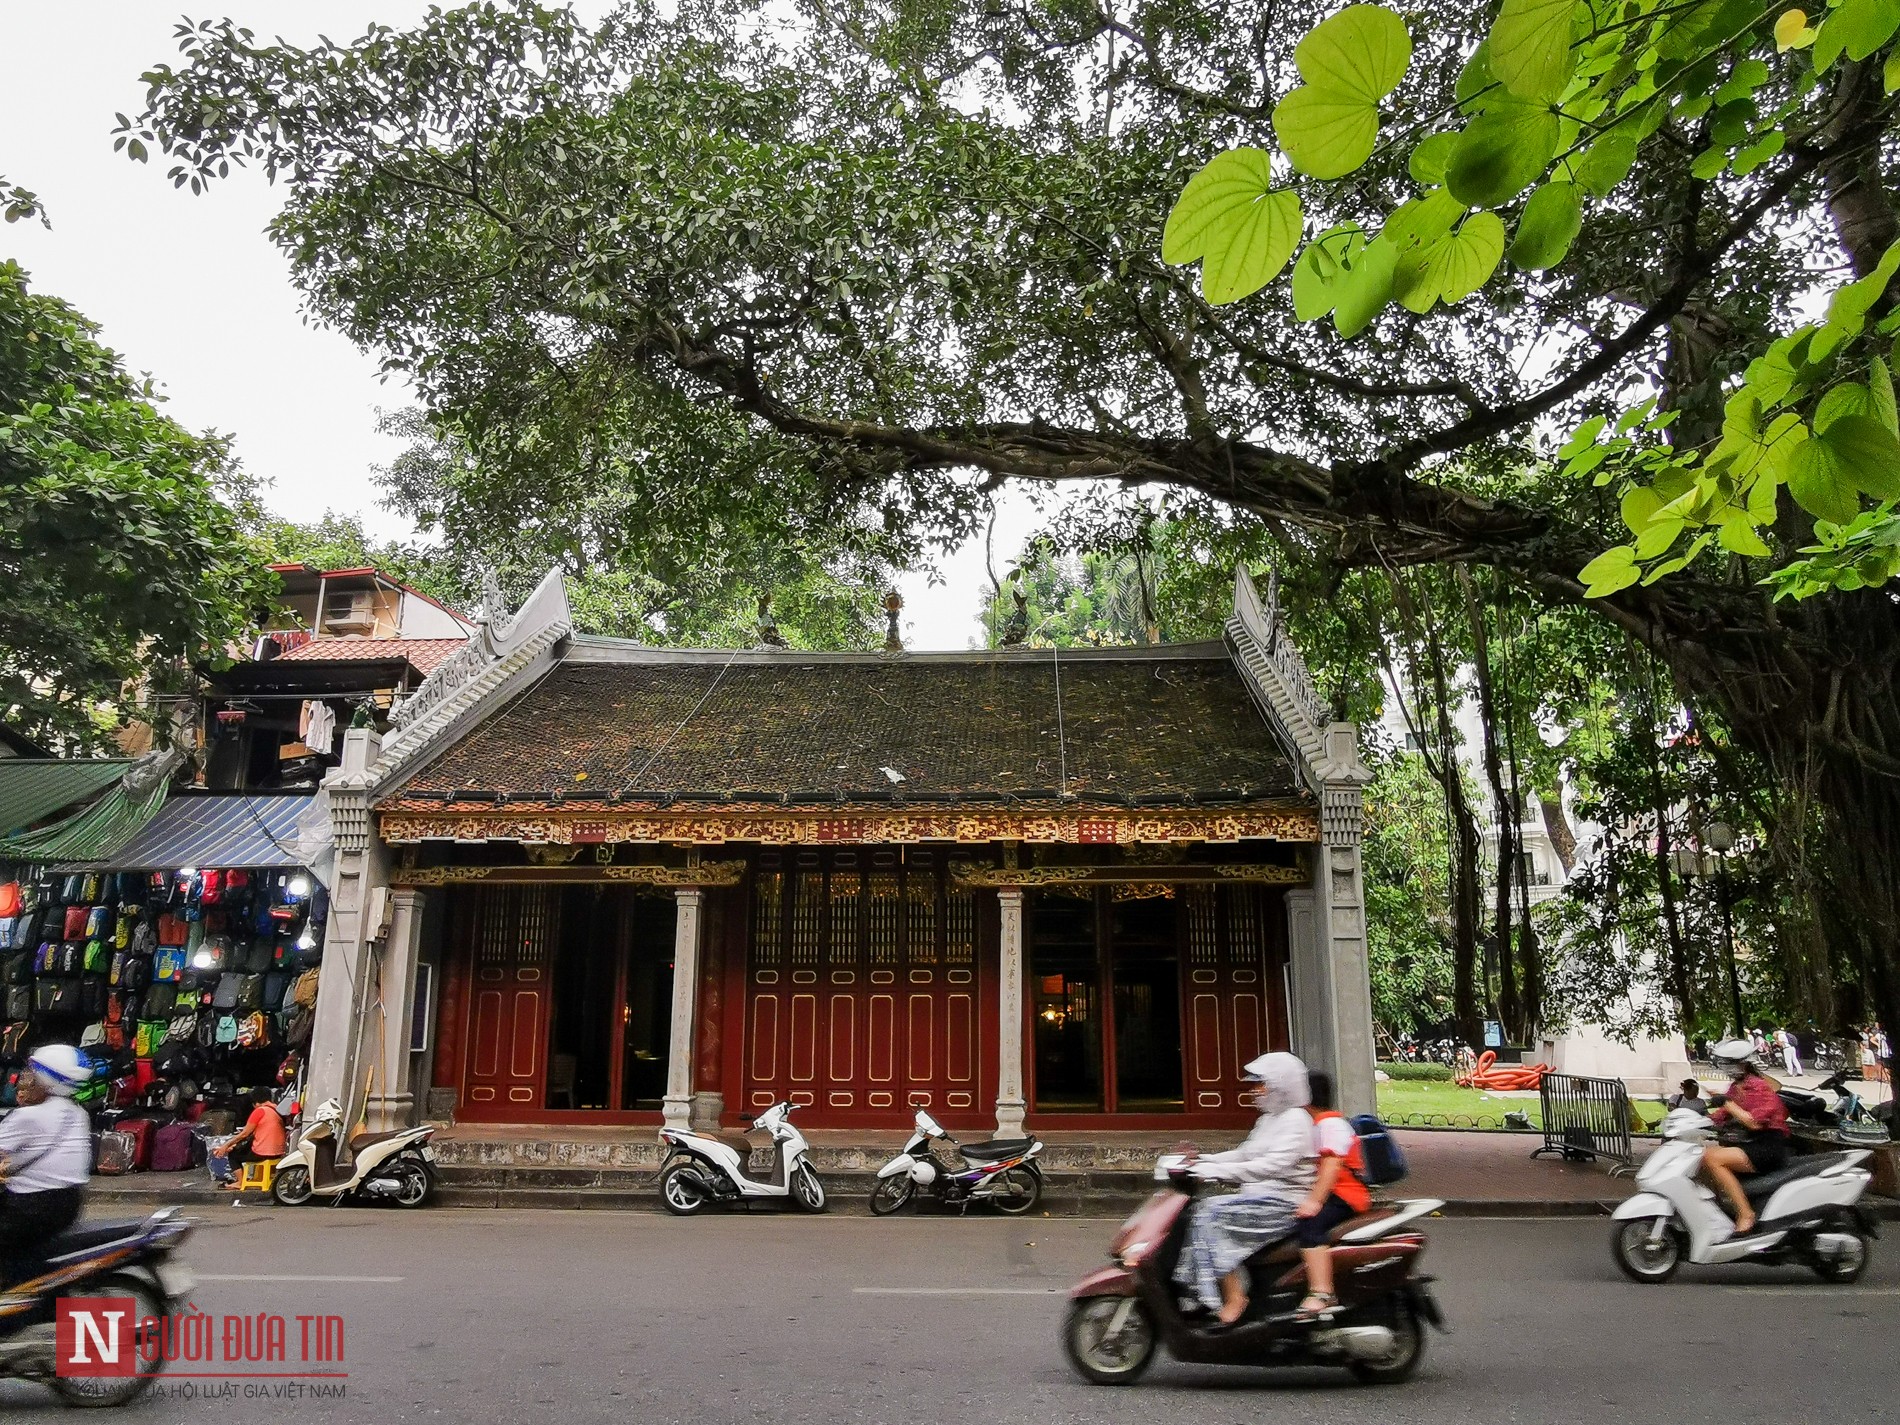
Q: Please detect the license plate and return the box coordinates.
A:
[419,1145,437,1163]
[157,1262,196,1299]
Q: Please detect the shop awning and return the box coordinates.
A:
[0,759,133,838]
[81,794,316,871]
[0,779,170,864]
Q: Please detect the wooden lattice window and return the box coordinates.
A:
[867,872,901,966]
[791,870,824,967]
[754,866,785,969]
[944,882,976,966]
[1186,886,1219,966]
[905,874,938,965]
[1227,886,1261,964]
[829,863,862,967]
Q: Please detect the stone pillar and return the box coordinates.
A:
[1284,886,1328,1069]
[1312,721,1378,1117]
[662,888,704,1131]
[306,727,387,1136]
[995,889,1028,1135]
[364,887,425,1132]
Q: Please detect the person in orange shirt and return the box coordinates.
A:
[1294,1071,1374,1321]
[215,1088,288,1187]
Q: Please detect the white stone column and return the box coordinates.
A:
[306,727,386,1136]
[995,889,1028,1136]
[364,888,425,1132]
[662,888,704,1131]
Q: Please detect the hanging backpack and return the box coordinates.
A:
[80,977,105,1017]
[80,873,102,903]
[114,913,133,951]
[83,940,108,974]
[105,989,124,1025]
[212,973,240,1010]
[121,953,152,996]
[196,1012,218,1048]
[2,951,27,985]
[153,946,186,982]
[233,974,263,1012]
[0,882,19,919]
[5,985,29,1021]
[140,983,174,1020]
[132,919,158,956]
[63,905,88,940]
[84,905,111,939]
[262,971,290,1011]
[134,1019,164,1058]
[215,1015,238,1045]
[291,968,321,1008]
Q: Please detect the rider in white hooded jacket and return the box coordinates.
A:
[1172,1051,1317,1323]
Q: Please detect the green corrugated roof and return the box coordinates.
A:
[0,759,133,839]
[0,779,169,864]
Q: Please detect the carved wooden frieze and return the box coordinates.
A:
[388,860,747,888]
[951,862,1309,889]
[377,804,1320,847]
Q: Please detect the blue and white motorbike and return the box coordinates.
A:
[869,1109,1043,1215]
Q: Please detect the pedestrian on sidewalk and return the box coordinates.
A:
[1668,1078,1708,1115]
[1778,1028,1802,1078]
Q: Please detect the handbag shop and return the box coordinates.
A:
[0,789,327,1175]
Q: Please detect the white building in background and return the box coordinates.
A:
[1375,677,1689,1093]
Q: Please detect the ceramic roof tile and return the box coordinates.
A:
[278,637,466,674]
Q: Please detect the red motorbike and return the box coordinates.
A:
[1062,1155,1447,1385]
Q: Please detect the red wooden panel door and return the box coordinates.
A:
[1183,885,1289,1116]
[463,886,557,1114]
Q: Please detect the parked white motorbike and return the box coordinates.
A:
[1611,1108,1878,1283]
[870,1109,1044,1215]
[271,1097,438,1208]
[657,1101,825,1215]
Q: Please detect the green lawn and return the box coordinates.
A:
[1376,1079,1668,1131]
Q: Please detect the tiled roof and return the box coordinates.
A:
[392,642,1305,807]
[278,637,466,675]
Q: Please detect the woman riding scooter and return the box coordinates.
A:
[1703,1037,1792,1234]
[1172,1052,1315,1325]
[0,1045,93,1287]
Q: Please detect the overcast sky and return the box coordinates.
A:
[0,2,1038,648]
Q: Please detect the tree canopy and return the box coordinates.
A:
[0,259,272,749]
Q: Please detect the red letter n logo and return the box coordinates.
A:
[57,1296,137,1378]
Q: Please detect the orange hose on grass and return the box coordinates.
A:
[1455,1049,1553,1090]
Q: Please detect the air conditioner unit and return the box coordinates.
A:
[324,590,377,634]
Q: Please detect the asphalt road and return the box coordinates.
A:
[5,1202,1895,1423]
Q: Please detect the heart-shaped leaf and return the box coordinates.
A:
[1291,225,1366,320]
[1294,4,1413,101]
[1274,86,1381,179]
[1579,544,1640,597]
[1162,149,1304,304]
[1508,182,1583,269]
[1333,236,1399,338]
[1446,101,1561,208]
[1489,0,1579,102]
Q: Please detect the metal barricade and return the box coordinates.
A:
[1531,1072,1636,1176]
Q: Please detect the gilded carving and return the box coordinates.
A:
[379,803,1320,847]
[952,863,1308,889]
[389,860,746,888]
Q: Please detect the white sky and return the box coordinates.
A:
[0,1,1036,649]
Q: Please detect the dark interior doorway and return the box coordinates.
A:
[543,889,676,1112]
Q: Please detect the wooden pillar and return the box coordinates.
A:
[662,888,704,1131]
[692,891,726,1130]
[995,888,1027,1135]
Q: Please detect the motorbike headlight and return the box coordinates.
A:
[1119,1240,1150,1268]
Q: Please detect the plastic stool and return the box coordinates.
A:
[236,1158,276,1193]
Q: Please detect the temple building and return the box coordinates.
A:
[304,567,1378,1137]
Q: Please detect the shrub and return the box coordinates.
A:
[1377,1061,1453,1082]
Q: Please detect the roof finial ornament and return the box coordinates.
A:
[756,593,788,648]
[883,590,904,653]
[999,581,1029,646]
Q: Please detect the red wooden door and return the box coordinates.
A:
[463,886,557,1115]
[1183,885,1289,1116]
[745,849,981,1123]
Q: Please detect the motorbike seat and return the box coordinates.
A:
[346,1129,412,1155]
[43,1221,147,1262]
[1741,1155,1834,1203]
[957,1138,1034,1161]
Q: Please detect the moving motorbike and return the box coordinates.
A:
[869,1109,1043,1216]
[0,1206,195,1406]
[1612,1108,1878,1283]
[272,1097,437,1208]
[658,1100,825,1215]
[1063,1154,1447,1386]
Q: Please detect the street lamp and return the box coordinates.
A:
[1705,821,1746,1038]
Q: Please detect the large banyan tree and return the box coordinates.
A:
[128,0,1900,1033]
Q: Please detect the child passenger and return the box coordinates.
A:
[1295,1071,1373,1321]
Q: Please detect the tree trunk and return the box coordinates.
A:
[1460,567,1524,1040]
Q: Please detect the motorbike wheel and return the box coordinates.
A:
[791,1161,827,1213]
[1612,1216,1683,1283]
[272,1164,315,1207]
[1062,1296,1157,1385]
[988,1166,1041,1216]
[391,1157,434,1208]
[1811,1230,1872,1283]
[659,1160,713,1216]
[869,1176,915,1216]
[1348,1295,1426,1385]
[50,1273,168,1407]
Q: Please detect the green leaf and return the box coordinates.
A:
[1162,149,1304,305]
[1826,0,1900,64]
[1641,532,1712,584]
[1731,130,1785,177]
[1621,484,1664,531]
[1579,544,1640,597]
[1634,515,1684,558]
[1488,0,1579,102]
[1690,147,1728,181]
[1294,5,1413,101]
[1815,381,1875,433]
[1273,86,1381,180]
[1576,128,1640,196]
[1333,236,1398,338]
[1408,133,1460,185]
[1824,412,1900,499]
[1885,46,1900,91]
[1871,356,1897,431]
[1291,225,1365,320]
[1718,517,1774,557]
[1382,188,1466,252]
[1787,427,1865,523]
[1714,59,1770,105]
[1446,101,1561,208]
[1507,182,1582,269]
[1559,413,1607,459]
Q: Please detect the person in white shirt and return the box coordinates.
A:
[0,1044,93,1287]
[1172,1052,1316,1324]
[1779,1027,1802,1077]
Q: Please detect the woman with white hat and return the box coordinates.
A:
[0,1044,94,1287]
[1171,1051,1317,1324]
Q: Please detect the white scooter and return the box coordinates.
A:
[1611,1109,1878,1283]
[870,1109,1044,1215]
[657,1100,825,1215]
[271,1097,438,1208]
